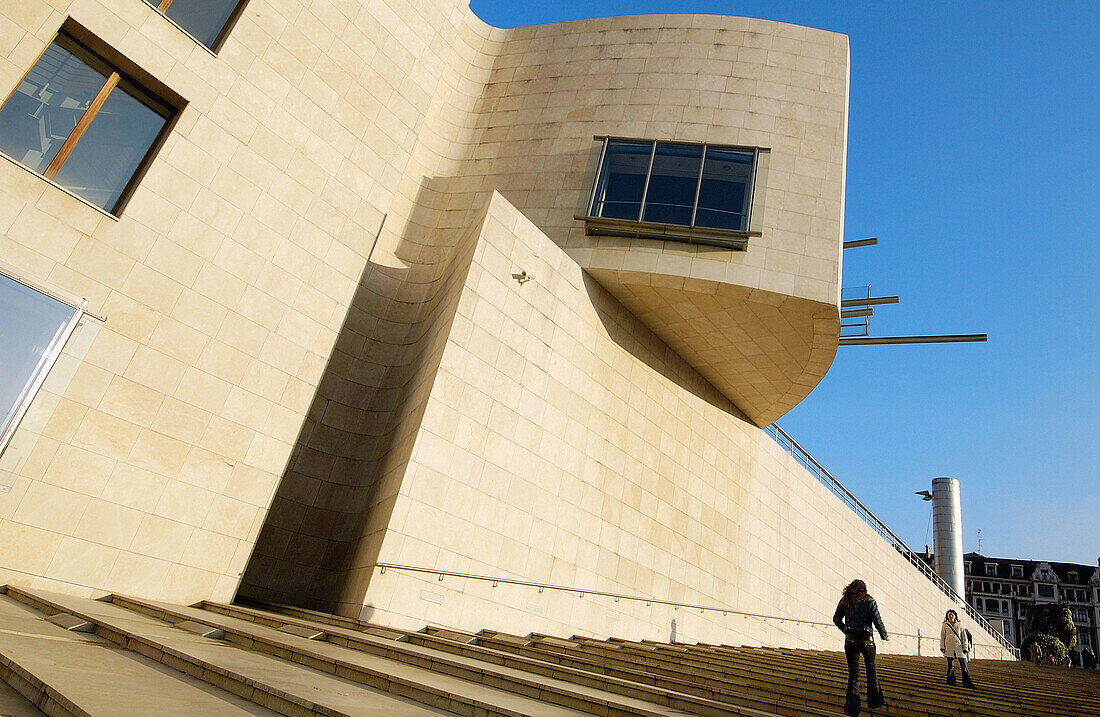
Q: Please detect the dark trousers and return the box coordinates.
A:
[844,634,885,716]
[946,656,974,687]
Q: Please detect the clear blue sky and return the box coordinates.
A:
[470,0,1100,566]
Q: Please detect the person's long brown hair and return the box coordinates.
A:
[840,579,869,607]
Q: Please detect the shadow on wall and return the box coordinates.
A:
[580,271,747,422]
[236,175,490,616]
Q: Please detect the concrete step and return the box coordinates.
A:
[1,586,517,717]
[406,630,840,717]
[0,592,279,717]
[115,596,726,717]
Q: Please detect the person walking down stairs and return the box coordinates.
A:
[940,610,977,690]
[833,579,889,716]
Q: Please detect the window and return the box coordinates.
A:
[0,32,177,214]
[1011,565,1023,579]
[582,138,768,249]
[1072,608,1088,622]
[1038,584,1055,598]
[974,598,983,610]
[143,0,247,51]
[1002,600,1009,612]
[985,563,998,576]
[1068,571,1078,583]
[0,271,83,456]
[965,562,972,575]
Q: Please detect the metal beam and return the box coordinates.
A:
[840,334,987,346]
[841,308,873,318]
[843,237,878,249]
[841,295,899,307]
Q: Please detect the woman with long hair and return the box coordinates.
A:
[940,609,976,688]
[833,579,889,716]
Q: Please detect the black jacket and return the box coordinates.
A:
[833,597,888,639]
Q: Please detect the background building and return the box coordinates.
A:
[963,553,1100,657]
[0,0,1013,658]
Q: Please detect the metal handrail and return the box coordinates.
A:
[375,562,944,643]
[765,423,1020,658]
[374,563,1005,658]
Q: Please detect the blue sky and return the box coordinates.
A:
[470,0,1100,566]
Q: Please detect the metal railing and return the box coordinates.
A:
[373,563,1007,659]
[765,422,1020,658]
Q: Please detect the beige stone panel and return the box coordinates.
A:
[198,415,253,459]
[176,366,232,415]
[98,376,165,426]
[44,535,119,589]
[223,463,277,507]
[177,446,234,494]
[72,499,143,548]
[161,562,220,603]
[180,529,239,573]
[10,480,89,539]
[152,396,212,444]
[154,477,215,528]
[39,397,88,444]
[0,520,63,576]
[203,494,258,539]
[47,441,122,495]
[129,429,190,478]
[130,513,193,562]
[123,345,187,395]
[101,293,160,344]
[101,462,167,514]
[104,550,173,597]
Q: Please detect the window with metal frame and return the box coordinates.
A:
[0,32,177,215]
[0,271,83,457]
[143,0,248,50]
[581,137,767,250]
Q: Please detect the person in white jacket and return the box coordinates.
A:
[940,610,976,689]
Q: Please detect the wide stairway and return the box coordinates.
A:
[0,585,1095,716]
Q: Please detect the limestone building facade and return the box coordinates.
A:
[0,0,1013,658]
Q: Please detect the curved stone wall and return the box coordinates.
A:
[452,14,850,425]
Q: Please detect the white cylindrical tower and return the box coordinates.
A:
[931,476,964,600]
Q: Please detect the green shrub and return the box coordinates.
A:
[1022,604,1077,666]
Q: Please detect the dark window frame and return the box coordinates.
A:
[579,136,768,250]
[0,23,183,216]
[144,0,249,52]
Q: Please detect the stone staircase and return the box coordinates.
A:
[1,585,1096,716]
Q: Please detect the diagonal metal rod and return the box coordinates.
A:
[841,308,873,318]
[843,237,878,248]
[841,295,899,307]
[840,334,987,346]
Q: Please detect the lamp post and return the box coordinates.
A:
[917,477,966,602]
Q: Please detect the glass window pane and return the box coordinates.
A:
[695,147,754,231]
[0,274,77,440]
[164,0,242,49]
[52,81,168,212]
[592,140,651,221]
[641,143,702,226]
[0,39,108,175]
